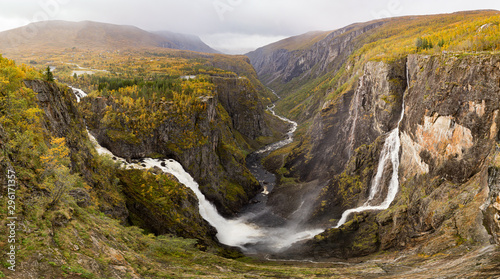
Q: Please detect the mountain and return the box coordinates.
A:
[246,20,389,122]
[0,20,218,54]
[153,30,219,53]
[247,10,500,120]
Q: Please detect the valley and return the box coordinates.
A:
[1,10,500,279]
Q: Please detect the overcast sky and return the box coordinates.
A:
[1,0,499,54]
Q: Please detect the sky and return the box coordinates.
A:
[1,0,500,54]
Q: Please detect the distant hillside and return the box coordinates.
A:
[153,30,219,53]
[252,31,332,54]
[0,20,218,55]
[246,21,388,99]
[247,10,500,121]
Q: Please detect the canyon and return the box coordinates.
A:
[1,10,500,279]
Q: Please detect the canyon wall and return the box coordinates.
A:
[276,54,500,259]
[82,77,275,216]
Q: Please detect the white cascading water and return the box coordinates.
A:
[87,132,265,246]
[73,87,321,251]
[256,104,297,154]
[69,86,87,102]
[334,67,408,228]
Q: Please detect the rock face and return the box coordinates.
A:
[83,76,272,216]
[267,59,407,223]
[485,166,500,244]
[24,80,218,245]
[286,60,406,183]
[247,22,387,88]
[401,54,499,183]
[277,54,500,259]
[212,77,272,140]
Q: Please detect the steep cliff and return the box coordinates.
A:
[247,20,388,120]
[82,76,275,216]
[255,11,500,263]
[283,54,500,260]
[212,77,272,141]
[285,59,406,182]
[21,80,219,244]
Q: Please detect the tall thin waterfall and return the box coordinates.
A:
[347,76,363,158]
[334,66,408,228]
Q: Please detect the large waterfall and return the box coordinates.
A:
[334,67,408,228]
[75,87,321,252]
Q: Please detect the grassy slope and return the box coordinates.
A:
[261,31,332,53]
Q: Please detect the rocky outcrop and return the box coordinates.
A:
[212,77,272,140]
[24,80,130,222]
[82,76,273,216]
[24,80,92,170]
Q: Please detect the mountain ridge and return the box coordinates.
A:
[247,9,500,121]
[0,20,219,54]
[153,30,220,54]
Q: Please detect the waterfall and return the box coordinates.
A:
[87,128,264,247]
[75,86,321,252]
[269,88,281,99]
[347,76,363,158]
[69,86,87,102]
[334,66,408,228]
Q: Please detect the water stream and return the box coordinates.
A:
[240,104,322,253]
[87,131,264,246]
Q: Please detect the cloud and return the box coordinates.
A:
[0,0,499,53]
[201,33,288,54]
[0,17,31,32]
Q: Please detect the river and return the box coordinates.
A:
[239,104,322,254]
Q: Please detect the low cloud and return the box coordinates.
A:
[0,0,499,53]
[201,33,287,54]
